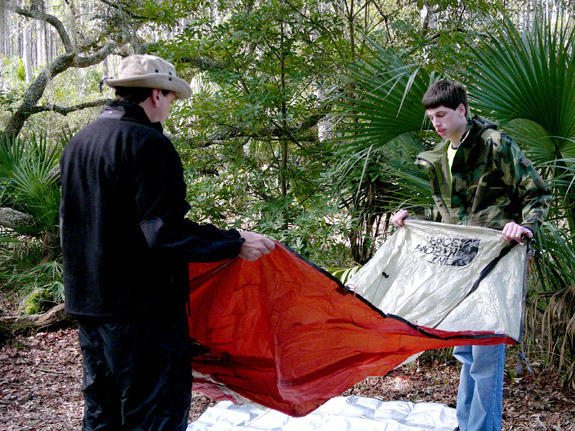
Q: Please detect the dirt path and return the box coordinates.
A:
[1,328,574,430]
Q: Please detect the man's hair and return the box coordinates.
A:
[114,87,171,104]
[422,79,468,116]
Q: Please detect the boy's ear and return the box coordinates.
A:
[457,103,467,118]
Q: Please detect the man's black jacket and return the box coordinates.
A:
[60,101,244,317]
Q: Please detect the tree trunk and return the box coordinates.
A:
[1,4,119,141]
[2,52,75,140]
[0,207,35,230]
[0,304,76,344]
[37,0,48,67]
[22,20,33,83]
[0,1,5,55]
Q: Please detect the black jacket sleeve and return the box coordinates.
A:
[131,130,244,262]
[140,216,244,262]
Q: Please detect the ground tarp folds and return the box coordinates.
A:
[187,396,458,431]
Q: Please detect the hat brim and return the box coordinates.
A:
[104,73,192,100]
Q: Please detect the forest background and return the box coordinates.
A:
[0,0,574,392]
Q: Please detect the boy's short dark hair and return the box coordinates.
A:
[114,87,171,104]
[422,79,468,116]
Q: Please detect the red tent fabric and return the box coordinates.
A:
[187,242,513,417]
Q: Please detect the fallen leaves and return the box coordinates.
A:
[1,330,574,430]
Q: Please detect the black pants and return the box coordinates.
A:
[77,304,192,431]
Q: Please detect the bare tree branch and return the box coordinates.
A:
[74,43,117,68]
[178,116,323,149]
[30,100,109,115]
[1,4,125,141]
[97,0,150,21]
[180,56,226,71]
[14,6,74,52]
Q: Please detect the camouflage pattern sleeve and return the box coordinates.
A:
[495,133,552,233]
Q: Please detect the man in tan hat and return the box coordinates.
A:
[60,54,275,431]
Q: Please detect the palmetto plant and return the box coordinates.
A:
[465,14,575,230]
[0,133,64,312]
[333,46,432,154]
[0,134,62,235]
[526,160,575,390]
[326,45,436,263]
[463,15,575,388]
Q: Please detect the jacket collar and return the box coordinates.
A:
[99,101,164,133]
[417,115,498,163]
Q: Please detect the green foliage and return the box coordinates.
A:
[0,56,28,128]
[325,45,436,262]
[158,0,346,153]
[0,134,63,234]
[326,265,361,285]
[0,136,62,233]
[531,206,575,291]
[25,64,106,140]
[0,133,64,314]
[157,0,364,266]
[0,231,64,313]
[1,55,27,88]
[462,17,575,386]
[1,48,105,147]
[465,15,575,165]
[21,282,63,315]
[383,0,504,75]
[334,45,433,153]
[179,138,353,267]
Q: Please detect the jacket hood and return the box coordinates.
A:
[466,116,498,143]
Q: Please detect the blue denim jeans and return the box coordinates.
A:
[453,344,505,431]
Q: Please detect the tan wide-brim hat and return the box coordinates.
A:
[104,55,192,100]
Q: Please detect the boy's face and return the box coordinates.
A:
[426,103,467,143]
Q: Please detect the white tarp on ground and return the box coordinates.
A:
[188,396,458,431]
[347,219,529,341]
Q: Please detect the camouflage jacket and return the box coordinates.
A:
[415,116,551,233]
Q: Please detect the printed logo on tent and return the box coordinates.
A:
[414,236,480,267]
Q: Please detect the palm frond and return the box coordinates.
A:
[332,47,433,155]
[465,14,575,161]
[533,221,575,290]
[326,265,362,285]
[0,134,63,232]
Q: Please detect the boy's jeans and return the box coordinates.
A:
[453,344,505,431]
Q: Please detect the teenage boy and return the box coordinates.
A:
[391,79,551,431]
[60,54,275,431]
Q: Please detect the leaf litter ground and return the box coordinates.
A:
[1,328,574,430]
